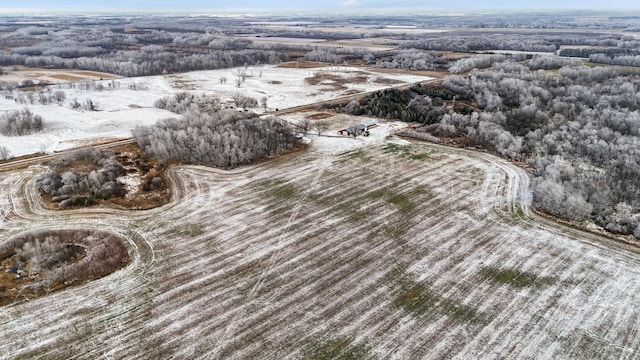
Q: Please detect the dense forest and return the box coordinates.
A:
[341,58,640,239]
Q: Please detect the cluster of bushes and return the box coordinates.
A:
[559,47,640,58]
[305,49,340,63]
[0,229,128,303]
[133,111,299,168]
[0,109,44,136]
[448,54,511,74]
[231,92,258,110]
[69,98,99,111]
[154,92,222,114]
[8,89,66,105]
[378,49,449,71]
[338,84,471,124]
[36,149,126,209]
[589,54,640,67]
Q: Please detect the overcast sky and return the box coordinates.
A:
[3,0,638,10]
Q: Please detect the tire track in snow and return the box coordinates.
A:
[209,153,330,359]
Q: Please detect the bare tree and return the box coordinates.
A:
[295,118,314,137]
[84,99,97,111]
[260,96,268,112]
[0,109,45,136]
[316,121,330,136]
[70,98,81,110]
[53,90,66,104]
[0,146,10,161]
[231,92,257,110]
[234,75,243,88]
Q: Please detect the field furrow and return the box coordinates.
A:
[1,134,640,359]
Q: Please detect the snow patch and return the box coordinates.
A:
[0,65,431,158]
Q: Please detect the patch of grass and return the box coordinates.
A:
[335,202,368,223]
[307,192,324,203]
[383,143,407,154]
[271,183,297,200]
[389,269,484,323]
[300,337,374,360]
[394,280,438,317]
[368,188,415,214]
[479,266,556,289]
[341,149,367,161]
[387,193,414,213]
[368,189,387,200]
[260,179,299,201]
[383,143,432,161]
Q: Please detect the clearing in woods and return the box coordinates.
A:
[1,127,640,359]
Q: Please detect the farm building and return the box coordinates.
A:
[223,99,236,109]
[338,120,378,137]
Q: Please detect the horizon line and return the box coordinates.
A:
[1,7,640,14]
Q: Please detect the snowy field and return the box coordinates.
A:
[0,65,432,157]
[1,119,640,358]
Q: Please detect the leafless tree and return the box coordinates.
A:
[52,90,66,103]
[295,118,314,137]
[0,146,10,161]
[316,121,330,136]
[70,98,81,110]
[84,99,97,111]
[0,109,45,136]
[231,92,257,110]
[261,96,268,112]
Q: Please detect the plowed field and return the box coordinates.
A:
[1,135,640,359]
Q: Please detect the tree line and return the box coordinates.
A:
[559,47,640,58]
[133,110,299,168]
[0,109,45,136]
[0,49,289,78]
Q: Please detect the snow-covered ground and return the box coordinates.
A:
[0,65,432,158]
[280,112,409,155]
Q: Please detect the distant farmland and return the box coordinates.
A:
[1,137,640,359]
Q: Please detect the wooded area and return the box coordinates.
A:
[343,58,640,238]
[133,111,299,168]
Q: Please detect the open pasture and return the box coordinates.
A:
[1,128,640,359]
[0,65,432,158]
